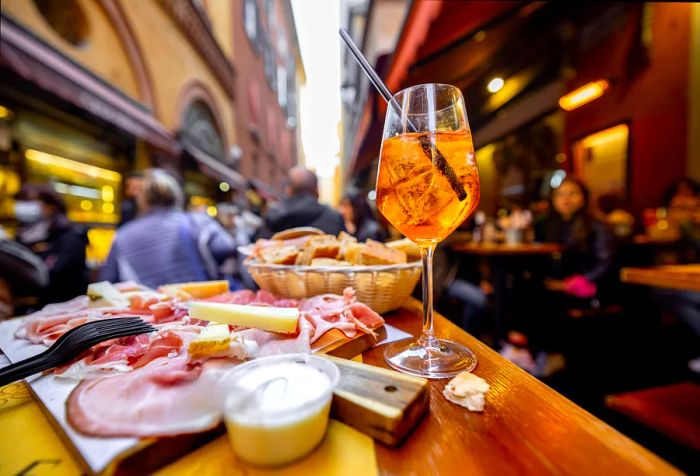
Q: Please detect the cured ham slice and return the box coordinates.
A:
[200,290,298,308]
[56,328,198,379]
[299,288,385,342]
[236,314,314,357]
[67,356,239,437]
[203,289,256,304]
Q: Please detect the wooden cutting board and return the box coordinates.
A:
[325,355,429,446]
[0,318,386,475]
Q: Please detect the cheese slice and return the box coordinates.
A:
[87,281,130,308]
[159,280,230,299]
[188,324,232,359]
[188,302,300,334]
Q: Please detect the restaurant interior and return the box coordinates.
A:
[0,1,698,474]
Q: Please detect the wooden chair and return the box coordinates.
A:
[605,382,700,451]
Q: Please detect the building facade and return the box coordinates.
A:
[343,1,700,217]
[0,0,302,262]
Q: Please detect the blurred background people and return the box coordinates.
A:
[338,189,387,242]
[652,177,700,372]
[0,226,48,319]
[502,177,615,374]
[100,169,236,288]
[16,185,88,305]
[119,172,143,227]
[259,166,345,238]
[663,177,700,210]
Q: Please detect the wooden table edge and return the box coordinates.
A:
[620,266,700,293]
[366,298,681,475]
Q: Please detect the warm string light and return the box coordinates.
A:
[559,80,609,111]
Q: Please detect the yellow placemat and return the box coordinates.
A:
[156,353,377,476]
[0,355,377,476]
[154,420,377,476]
[0,382,82,476]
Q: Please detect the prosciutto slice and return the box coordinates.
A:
[236,314,314,357]
[67,356,239,437]
[299,288,384,342]
[56,328,199,379]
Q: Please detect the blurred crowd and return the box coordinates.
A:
[0,166,386,317]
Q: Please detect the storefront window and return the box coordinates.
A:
[571,123,629,209]
[24,149,121,225]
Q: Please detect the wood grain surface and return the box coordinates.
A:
[451,242,563,256]
[364,298,681,475]
[621,264,700,292]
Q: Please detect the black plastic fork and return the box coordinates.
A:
[0,317,156,386]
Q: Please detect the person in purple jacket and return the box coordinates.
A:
[101,169,236,288]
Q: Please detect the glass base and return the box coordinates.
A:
[383,338,477,379]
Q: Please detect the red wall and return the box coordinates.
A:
[564,3,690,215]
[231,0,298,192]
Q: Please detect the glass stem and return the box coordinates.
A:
[418,243,439,349]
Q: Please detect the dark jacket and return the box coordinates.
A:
[260,195,345,238]
[19,215,88,304]
[535,212,614,285]
[355,219,388,243]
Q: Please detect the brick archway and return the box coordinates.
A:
[177,80,229,151]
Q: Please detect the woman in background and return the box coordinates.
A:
[501,177,614,375]
[339,189,387,242]
[101,169,236,288]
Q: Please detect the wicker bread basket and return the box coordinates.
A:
[244,259,422,314]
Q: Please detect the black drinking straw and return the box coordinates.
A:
[339,28,467,201]
[339,28,403,121]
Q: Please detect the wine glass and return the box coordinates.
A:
[376,83,480,378]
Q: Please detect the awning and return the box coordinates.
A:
[249,178,282,200]
[0,15,177,155]
[182,140,248,191]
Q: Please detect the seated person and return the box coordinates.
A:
[502,177,615,375]
[654,177,700,372]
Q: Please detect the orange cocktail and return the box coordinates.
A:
[377,130,480,243]
[376,83,480,378]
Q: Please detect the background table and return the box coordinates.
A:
[369,298,680,475]
[450,242,563,256]
[621,264,700,292]
[449,242,563,341]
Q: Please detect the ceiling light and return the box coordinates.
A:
[559,80,609,111]
[487,77,504,93]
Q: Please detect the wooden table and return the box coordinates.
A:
[369,298,680,475]
[450,242,562,256]
[605,382,700,452]
[449,242,563,341]
[621,264,700,292]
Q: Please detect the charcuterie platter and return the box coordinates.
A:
[0,280,387,475]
